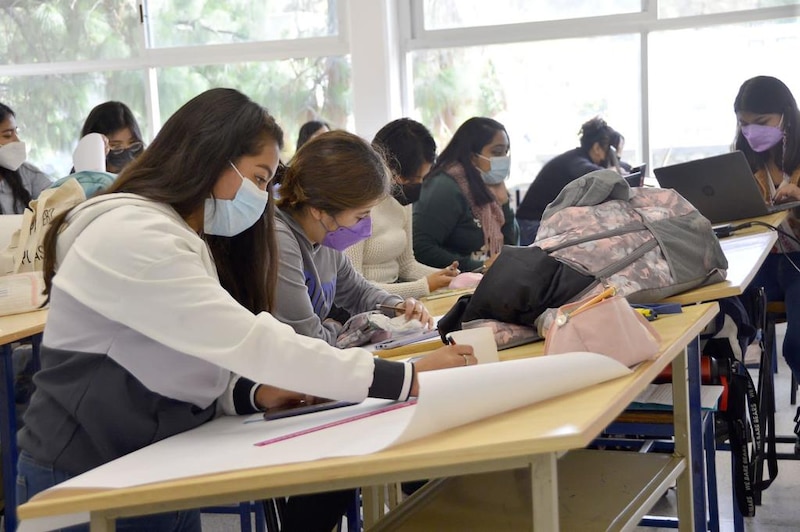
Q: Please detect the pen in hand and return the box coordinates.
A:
[376,303,405,313]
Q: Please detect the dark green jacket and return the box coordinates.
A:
[412,171,519,271]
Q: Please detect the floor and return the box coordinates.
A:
[204,324,800,531]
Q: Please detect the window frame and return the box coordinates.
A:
[401,0,800,171]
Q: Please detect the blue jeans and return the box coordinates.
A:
[517,218,540,246]
[748,252,800,380]
[17,452,201,532]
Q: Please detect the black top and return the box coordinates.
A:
[516,148,602,221]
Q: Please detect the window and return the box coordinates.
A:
[649,17,800,168]
[410,35,641,190]
[0,1,142,63]
[146,0,339,48]
[658,0,800,19]
[422,0,641,30]
[409,1,800,187]
[0,71,147,177]
[156,56,352,155]
[0,1,348,175]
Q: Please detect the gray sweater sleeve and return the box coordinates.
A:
[272,221,342,345]
[20,163,54,199]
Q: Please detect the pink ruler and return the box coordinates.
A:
[254,399,417,447]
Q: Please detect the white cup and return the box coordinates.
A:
[448,326,499,364]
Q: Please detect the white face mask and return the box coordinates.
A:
[0,141,27,171]
[204,162,269,236]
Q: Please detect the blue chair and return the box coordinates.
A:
[201,502,267,532]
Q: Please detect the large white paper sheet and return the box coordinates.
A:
[52,352,629,491]
[20,353,631,531]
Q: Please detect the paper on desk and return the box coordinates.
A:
[44,352,631,494]
[632,383,723,411]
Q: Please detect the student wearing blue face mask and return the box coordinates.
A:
[412,116,519,271]
[273,130,441,345]
[516,116,623,245]
[19,89,473,532]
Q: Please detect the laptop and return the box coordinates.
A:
[624,163,647,187]
[653,151,800,223]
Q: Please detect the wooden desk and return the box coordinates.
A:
[725,211,786,235]
[18,304,718,532]
[0,309,48,345]
[0,309,48,532]
[421,288,474,317]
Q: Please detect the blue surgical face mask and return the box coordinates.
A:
[477,154,510,184]
[204,161,269,236]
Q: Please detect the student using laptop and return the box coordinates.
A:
[736,76,800,446]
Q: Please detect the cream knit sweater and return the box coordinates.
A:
[344,196,439,299]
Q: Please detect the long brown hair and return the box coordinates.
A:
[278,130,390,215]
[43,88,284,313]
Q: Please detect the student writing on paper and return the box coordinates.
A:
[737,76,800,447]
[413,117,519,271]
[344,118,459,299]
[18,88,475,532]
[273,130,439,345]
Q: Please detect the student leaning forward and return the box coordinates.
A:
[17,88,475,532]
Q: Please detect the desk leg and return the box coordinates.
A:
[530,452,558,531]
[673,338,705,531]
[90,513,115,532]
[362,485,387,529]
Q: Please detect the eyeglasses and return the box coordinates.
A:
[109,141,144,155]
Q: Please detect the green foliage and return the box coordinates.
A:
[413,48,508,150]
[0,0,349,174]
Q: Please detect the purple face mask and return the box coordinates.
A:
[741,121,784,153]
[321,215,372,251]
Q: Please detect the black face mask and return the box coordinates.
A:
[393,182,422,206]
[106,145,143,172]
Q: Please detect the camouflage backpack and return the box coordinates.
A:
[447,170,728,333]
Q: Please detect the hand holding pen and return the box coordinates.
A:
[376,298,434,328]
[427,261,460,291]
[408,339,477,396]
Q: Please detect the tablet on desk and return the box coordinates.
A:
[262,400,357,421]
